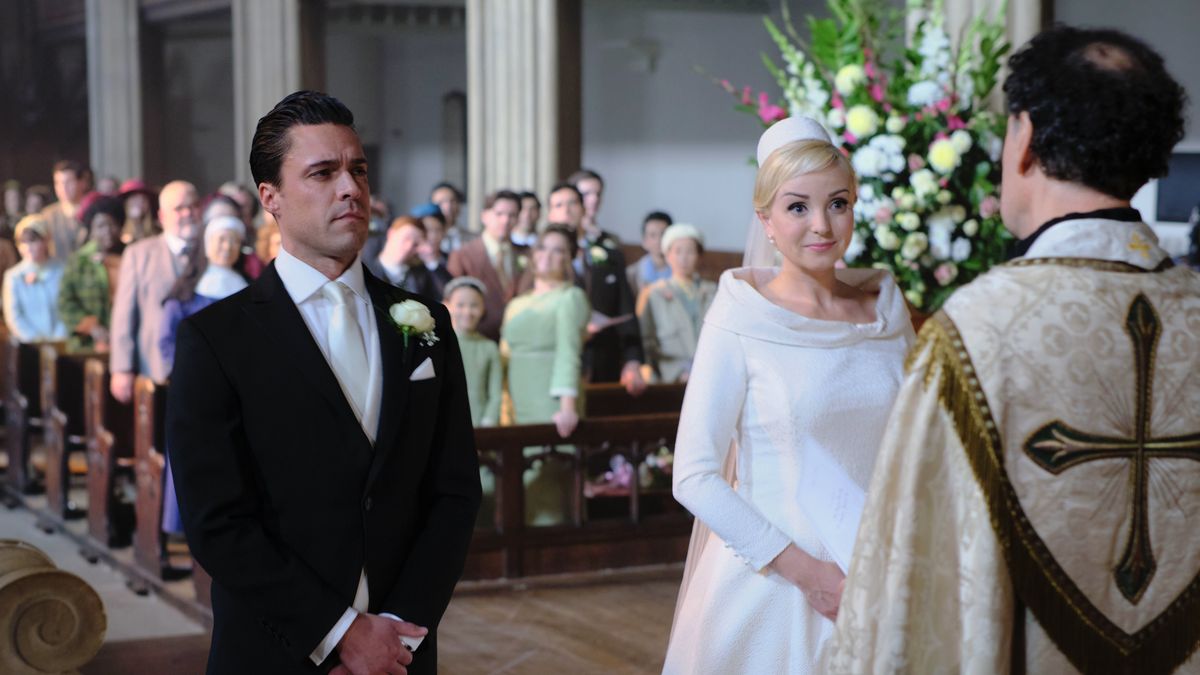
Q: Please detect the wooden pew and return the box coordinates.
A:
[4,339,58,494]
[466,413,691,580]
[583,382,685,418]
[132,376,170,578]
[84,358,135,549]
[42,347,92,521]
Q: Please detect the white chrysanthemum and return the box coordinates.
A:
[852,146,886,178]
[896,212,922,232]
[950,205,967,223]
[826,107,846,129]
[910,169,939,197]
[905,289,924,307]
[901,232,929,261]
[950,129,973,155]
[845,105,880,138]
[951,237,972,262]
[907,80,942,107]
[835,64,867,96]
[936,189,953,205]
[874,226,901,251]
[962,219,980,237]
[885,116,906,134]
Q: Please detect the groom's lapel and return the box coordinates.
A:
[365,269,413,489]
[247,264,366,438]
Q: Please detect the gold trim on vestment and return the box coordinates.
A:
[1003,257,1176,273]
[909,311,1200,675]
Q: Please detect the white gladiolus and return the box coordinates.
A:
[907,80,942,107]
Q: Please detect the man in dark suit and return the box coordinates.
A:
[167,91,481,675]
[546,182,646,393]
[364,215,439,300]
[446,190,526,341]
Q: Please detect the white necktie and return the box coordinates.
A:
[322,281,369,419]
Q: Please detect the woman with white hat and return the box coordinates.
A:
[635,223,717,383]
[663,117,913,673]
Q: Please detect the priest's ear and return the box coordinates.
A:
[1006,111,1039,177]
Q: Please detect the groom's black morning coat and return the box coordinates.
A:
[167,262,481,674]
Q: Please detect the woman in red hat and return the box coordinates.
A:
[118,178,160,244]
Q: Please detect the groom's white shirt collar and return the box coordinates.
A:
[275,245,370,306]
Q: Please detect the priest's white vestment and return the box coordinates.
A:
[825,217,1200,674]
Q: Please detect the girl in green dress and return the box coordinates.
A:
[500,225,589,525]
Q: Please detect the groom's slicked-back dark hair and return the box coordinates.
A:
[1003,25,1186,200]
[250,90,356,187]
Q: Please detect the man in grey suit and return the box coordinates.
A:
[109,180,200,402]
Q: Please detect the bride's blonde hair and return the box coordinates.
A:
[753,139,857,214]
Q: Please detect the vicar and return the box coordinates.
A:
[826,26,1199,674]
[167,91,481,674]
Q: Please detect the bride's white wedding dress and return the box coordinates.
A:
[663,266,913,674]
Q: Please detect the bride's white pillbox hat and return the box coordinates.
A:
[755,116,833,166]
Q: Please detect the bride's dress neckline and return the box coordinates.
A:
[706,266,909,348]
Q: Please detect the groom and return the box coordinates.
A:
[167,91,481,674]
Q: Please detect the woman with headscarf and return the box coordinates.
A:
[3,214,67,341]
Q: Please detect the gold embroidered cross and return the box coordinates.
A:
[1023,294,1200,604]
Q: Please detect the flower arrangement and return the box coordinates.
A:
[723,0,1012,310]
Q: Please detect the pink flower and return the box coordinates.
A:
[908,154,926,171]
[874,205,894,224]
[935,98,952,112]
[870,84,885,102]
[720,79,734,93]
[934,262,959,286]
[939,177,950,188]
[831,93,844,110]
[758,103,787,124]
[883,103,893,113]
[980,195,1000,219]
[947,115,966,130]
[864,61,877,79]
[741,86,752,105]
[934,131,948,141]
[842,132,858,145]
[914,112,924,121]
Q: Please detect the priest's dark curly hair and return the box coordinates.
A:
[1003,25,1187,200]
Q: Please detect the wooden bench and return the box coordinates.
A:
[583,382,685,418]
[466,413,691,580]
[132,376,169,578]
[4,339,62,494]
[84,358,135,549]
[42,347,94,521]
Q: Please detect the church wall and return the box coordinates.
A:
[156,20,236,193]
[326,23,467,222]
[579,1,782,251]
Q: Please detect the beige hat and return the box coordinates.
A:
[661,223,704,255]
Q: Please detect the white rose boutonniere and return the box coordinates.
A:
[589,245,609,264]
[389,299,439,348]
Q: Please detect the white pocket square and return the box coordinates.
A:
[409,357,436,381]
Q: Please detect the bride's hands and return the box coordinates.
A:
[768,545,846,621]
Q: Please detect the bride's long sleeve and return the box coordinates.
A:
[672,324,792,572]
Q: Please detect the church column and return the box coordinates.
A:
[466,0,581,231]
[230,0,325,186]
[85,0,142,180]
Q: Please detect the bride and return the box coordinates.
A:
[662,117,914,673]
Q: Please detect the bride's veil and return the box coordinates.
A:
[668,116,834,639]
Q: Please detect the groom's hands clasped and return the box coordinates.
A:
[334,613,428,675]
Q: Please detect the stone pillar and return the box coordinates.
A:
[85,0,142,180]
[231,0,325,186]
[466,0,580,231]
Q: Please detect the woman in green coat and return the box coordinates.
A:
[500,225,589,525]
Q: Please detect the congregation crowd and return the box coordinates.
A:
[0,162,721,530]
